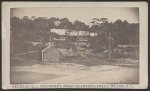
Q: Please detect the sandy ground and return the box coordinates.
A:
[10,59,139,84]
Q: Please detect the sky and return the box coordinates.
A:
[11,7,139,25]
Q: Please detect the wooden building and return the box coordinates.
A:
[42,45,64,62]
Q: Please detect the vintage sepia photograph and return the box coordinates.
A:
[2,2,148,89]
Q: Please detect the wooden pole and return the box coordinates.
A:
[108,32,111,60]
[77,31,79,50]
[10,31,13,54]
[49,29,52,45]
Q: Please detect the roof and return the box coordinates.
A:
[42,45,54,52]
[50,29,96,36]
[51,29,67,35]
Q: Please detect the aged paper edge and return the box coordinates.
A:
[2,1,148,89]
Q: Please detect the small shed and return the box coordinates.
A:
[42,45,64,62]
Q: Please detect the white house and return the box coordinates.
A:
[50,29,97,37]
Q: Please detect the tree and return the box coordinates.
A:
[58,18,73,29]
[11,16,30,53]
[72,20,89,53]
[90,18,109,52]
[114,19,130,45]
[49,17,58,29]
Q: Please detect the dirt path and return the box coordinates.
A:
[11,62,139,84]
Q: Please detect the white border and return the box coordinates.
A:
[2,1,148,89]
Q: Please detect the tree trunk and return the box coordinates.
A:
[108,32,112,60]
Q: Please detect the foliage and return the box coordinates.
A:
[10,16,139,54]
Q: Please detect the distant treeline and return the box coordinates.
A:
[10,16,139,53]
